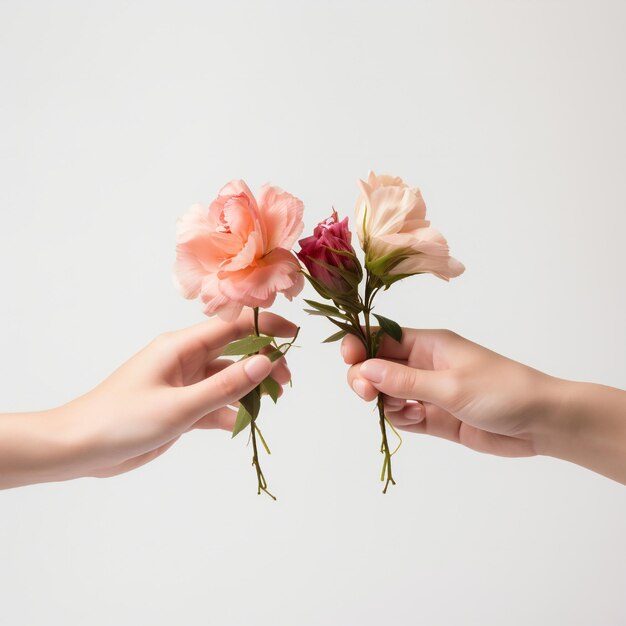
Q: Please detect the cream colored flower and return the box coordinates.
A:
[355,171,464,281]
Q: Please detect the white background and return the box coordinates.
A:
[1,1,625,624]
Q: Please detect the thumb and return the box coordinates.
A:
[358,359,457,407]
[180,355,272,420]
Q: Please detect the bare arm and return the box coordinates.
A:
[0,311,295,489]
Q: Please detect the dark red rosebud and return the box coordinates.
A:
[296,210,361,295]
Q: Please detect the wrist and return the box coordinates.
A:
[0,405,88,489]
[531,376,580,458]
[532,377,626,483]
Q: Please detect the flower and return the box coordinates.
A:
[296,210,362,296]
[175,179,304,320]
[355,171,464,282]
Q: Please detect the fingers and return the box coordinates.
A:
[348,374,379,402]
[259,345,291,385]
[90,438,180,478]
[348,358,457,406]
[341,334,367,365]
[384,403,535,457]
[457,426,535,457]
[189,350,289,430]
[340,328,460,366]
[207,351,291,386]
[385,403,462,443]
[238,310,299,339]
[383,396,406,412]
[192,406,238,430]
[179,354,273,420]
[384,400,424,426]
[204,358,235,377]
[341,329,416,365]
[180,311,297,350]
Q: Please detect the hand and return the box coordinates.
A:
[342,328,626,483]
[0,311,296,488]
[342,328,557,458]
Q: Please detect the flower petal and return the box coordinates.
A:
[200,273,245,320]
[368,170,405,189]
[221,195,255,240]
[217,248,303,308]
[256,184,304,250]
[218,179,257,205]
[392,254,465,280]
[211,300,245,322]
[221,230,263,272]
[282,270,304,300]
[173,248,206,299]
[367,185,427,235]
[174,205,224,297]
[374,227,450,258]
[356,173,428,248]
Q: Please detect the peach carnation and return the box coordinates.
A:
[175,179,304,320]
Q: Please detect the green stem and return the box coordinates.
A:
[255,423,272,455]
[250,306,276,500]
[362,272,395,493]
[363,281,373,352]
[253,307,261,339]
[377,395,396,493]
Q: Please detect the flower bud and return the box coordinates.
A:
[297,210,362,297]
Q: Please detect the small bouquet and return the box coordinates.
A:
[174,172,463,498]
[296,172,464,492]
[174,180,304,499]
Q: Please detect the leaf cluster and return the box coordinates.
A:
[221,329,300,438]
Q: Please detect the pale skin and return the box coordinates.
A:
[0,311,296,490]
[343,328,626,484]
[2,317,625,488]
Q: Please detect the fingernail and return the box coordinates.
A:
[385,397,404,409]
[340,341,347,361]
[360,360,385,383]
[352,379,369,399]
[244,355,272,383]
[404,404,424,423]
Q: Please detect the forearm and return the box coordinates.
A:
[536,379,626,484]
[0,407,81,489]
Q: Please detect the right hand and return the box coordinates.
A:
[342,328,561,458]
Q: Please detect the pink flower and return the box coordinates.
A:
[355,171,464,281]
[175,179,305,320]
[296,210,361,295]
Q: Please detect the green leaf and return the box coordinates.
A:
[366,250,413,279]
[320,245,356,259]
[322,329,348,343]
[332,294,364,315]
[221,335,274,356]
[302,272,332,300]
[304,299,342,315]
[267,348,285,362]
[303,308,350,321]
[320,246,364,279]
[380,272,413,288]
[306,256,361,288]
[239,388,261,420]
[232,404,252,438]
[261,377,281,403]
[373,314,403,343]
[326,317,362,338]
